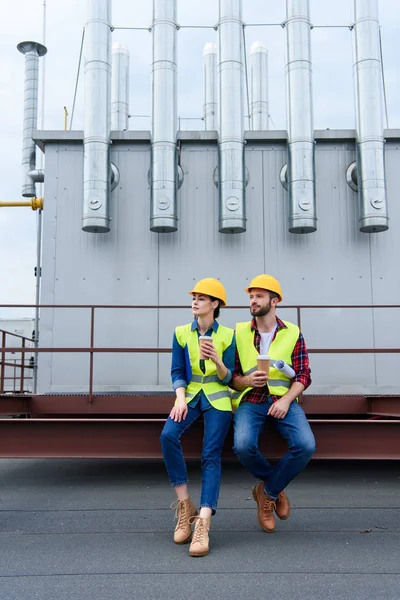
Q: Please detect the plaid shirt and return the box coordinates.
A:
[232,316,311,403]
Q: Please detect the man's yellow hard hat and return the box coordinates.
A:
[188,278,227,307]
[244,274,283,302]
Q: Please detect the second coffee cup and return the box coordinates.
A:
[257,354,270,375]
[199,335,213,360]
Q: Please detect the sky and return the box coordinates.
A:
[1,0,400,319]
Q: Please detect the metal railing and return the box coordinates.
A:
[0,329,34,393]
[1,304,400,400]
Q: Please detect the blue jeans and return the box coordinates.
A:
[233,398,316,499]
[160,396,232,513]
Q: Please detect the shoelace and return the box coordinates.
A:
[170,500,188,529]
[188,516,207,545]
[263,498,276,513]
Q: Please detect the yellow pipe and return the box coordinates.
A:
[0,197,44,210]
[64,106,68,131]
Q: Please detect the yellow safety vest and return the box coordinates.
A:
[175,323,234,412]
[232,320,299,408]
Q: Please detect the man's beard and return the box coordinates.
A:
[250,301,271,317]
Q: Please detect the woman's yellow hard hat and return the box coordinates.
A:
[188,278,227,306]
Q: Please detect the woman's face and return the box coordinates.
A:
[191,293,217,318]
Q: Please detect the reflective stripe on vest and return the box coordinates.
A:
[233,320,299,407]
[175,322,234,412]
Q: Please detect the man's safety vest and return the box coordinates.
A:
[231,320,299,408]
[175,323,234,412]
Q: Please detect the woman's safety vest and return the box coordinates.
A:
[175,323,234,412]
[232,320,299,408]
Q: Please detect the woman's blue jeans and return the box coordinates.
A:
[160,397,232,513]
[233,398,316,499]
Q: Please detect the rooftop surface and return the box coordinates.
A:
[0,458,399,599]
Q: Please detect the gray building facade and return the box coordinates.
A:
[35,130,400,396]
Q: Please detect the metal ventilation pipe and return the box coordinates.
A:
[249,41,269,131]
[352,0,388,232]
[111,43,130,131]
[285,0,316,233]
[203,43,217,131]
[17,41,47,198]
[150,0,178,233]
[82,0,112,233]
[218,0,246,233]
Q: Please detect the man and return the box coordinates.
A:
[231,274,315,533]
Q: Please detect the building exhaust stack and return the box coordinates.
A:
[352,0,388,232]
[203,43,217,131]
[285,0,316,233]
[111,43,130,131]
[17,41,47,197]
[82,0,112,233]
[150,0,178,233]
[249,41,269,131]
[218,0,246,233]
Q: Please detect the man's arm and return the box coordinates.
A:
[231,348,268,390]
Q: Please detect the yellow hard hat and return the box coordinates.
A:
[244,274,283,302]
[188,278,227,307]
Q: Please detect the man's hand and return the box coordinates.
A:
[268,396,291,419]
[169,399,188,422]
[247,370,269,388]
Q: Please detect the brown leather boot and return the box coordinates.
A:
[252,482,276,533]
[275,490,290,520]
[189,516,211,557]
[171,497,198,544]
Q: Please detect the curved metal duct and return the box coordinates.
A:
[352,0,388,233]
[111,43,130,131]
[150,0,178,233]
[17,41,47,198]
[285,0,316,233]
[218,0,246,234]
[203,43,217,131]
[82,0,112,233]
[249,41,269,131]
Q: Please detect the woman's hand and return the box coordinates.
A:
[169,398,188,422]
[200,340,220,364]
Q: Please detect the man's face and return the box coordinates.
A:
[249,288,273,317]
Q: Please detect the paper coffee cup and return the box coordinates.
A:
[199,335,212,360]
[257,354,270,375]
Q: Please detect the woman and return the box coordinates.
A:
[160,278,235,557]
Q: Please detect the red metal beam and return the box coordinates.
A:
[0,395,29,415]
[367,396,400,417]
[0,418,398,459]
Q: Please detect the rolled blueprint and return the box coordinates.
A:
[272,360,296,379]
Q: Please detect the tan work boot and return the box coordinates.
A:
[188,516,211,557]
[252,482,276,533]
[171,497,198,544]
[275,490,290,520]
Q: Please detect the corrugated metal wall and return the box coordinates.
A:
[37,131,400,394]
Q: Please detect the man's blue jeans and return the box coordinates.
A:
[233,398,316,499]
[160,397,232,513]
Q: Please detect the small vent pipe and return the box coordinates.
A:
[203,43,217,131]
[218,0,246,233]
[150,0,178,233]
[82,0,112,233]
[17,41,47,198]
[285,0,316,233]
[352,0,388,232]
[249,41,269,131]
[111,43,130,131]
